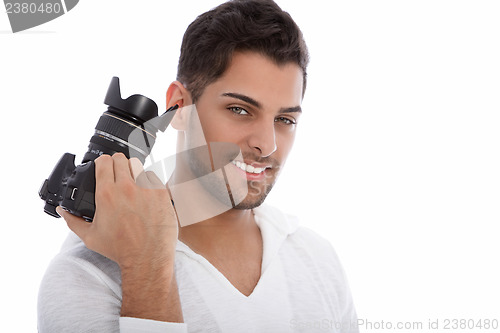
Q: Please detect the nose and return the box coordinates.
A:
[248,120,277,158]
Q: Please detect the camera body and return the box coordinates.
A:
[39,77,176,221]
[39,152,97,221]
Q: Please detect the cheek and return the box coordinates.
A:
[276,130,296,159]
[197,110,243,143]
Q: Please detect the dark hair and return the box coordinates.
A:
[177,0,309,102]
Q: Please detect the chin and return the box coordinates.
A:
[232,183,274,210]
[233,198,266,210]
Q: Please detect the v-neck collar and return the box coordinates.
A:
[174,204,300,298]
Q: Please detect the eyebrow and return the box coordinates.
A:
[279,106,302,113]
[221,92,302,114]
[222,92,261,108]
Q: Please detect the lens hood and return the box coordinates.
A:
[104,76,158,123]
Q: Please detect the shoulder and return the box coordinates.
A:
[255,204,339,255]
[39,231,122,299]
[50,231,121,287]
[256,204,358,326]
[38,232,122,332]
[255,203,345,271]
[289,225,346,276]
[292,225,336,249]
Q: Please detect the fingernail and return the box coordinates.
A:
[55,206,63,217]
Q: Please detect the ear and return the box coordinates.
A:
[167,81,191,130]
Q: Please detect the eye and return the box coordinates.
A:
[228,106,249,115]
[275,116,296,125]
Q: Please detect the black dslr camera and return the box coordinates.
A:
[39,77,177,222]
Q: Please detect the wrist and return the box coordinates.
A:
[119,250,175,272]
[120,260,182,322]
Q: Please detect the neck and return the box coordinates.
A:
[178,206,264,298]
[169,156,261,251]
[178,208,257,245]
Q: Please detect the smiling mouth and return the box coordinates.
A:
[231,160,270,174]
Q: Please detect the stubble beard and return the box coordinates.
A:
[186,148,279,211]
[232,177,276,210]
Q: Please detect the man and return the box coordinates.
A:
[38,0,358,332]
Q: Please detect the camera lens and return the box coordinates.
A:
[82,108,158,163]
[81,77,159,164]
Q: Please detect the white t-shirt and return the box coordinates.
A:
[38,204,359,332]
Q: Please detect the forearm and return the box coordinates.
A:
[120,261,183,323]
[59,154,183,324]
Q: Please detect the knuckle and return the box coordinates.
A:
[96,154,112,163]
[96,185,113,202]
[120,180,137,197]
[113,152,127,160]
[95,155,113,171]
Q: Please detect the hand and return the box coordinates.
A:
[57,153,178,270]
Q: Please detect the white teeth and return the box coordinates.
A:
[232,161,267,174]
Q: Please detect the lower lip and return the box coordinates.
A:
[230,163,267,181]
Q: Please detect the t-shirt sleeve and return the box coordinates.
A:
[38,252,121,332]
[37,251,188,333]
[323,237,359,333]
[119,317,187,333]
[292,227,359,333]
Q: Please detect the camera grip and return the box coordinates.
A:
[61,161,96,222]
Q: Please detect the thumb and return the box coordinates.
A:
[57,206,91,241]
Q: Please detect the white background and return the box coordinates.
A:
[1,1,499,332]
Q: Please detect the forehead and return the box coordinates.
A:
[204,51,303,108]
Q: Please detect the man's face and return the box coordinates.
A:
[187,51,303,209]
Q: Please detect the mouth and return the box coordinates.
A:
[230,160,272,180]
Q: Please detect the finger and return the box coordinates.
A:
[95,154,114,191]
[145,170,166,189]
[113,153,133,182]
[57,206,91,242]
[129,157,144,181]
